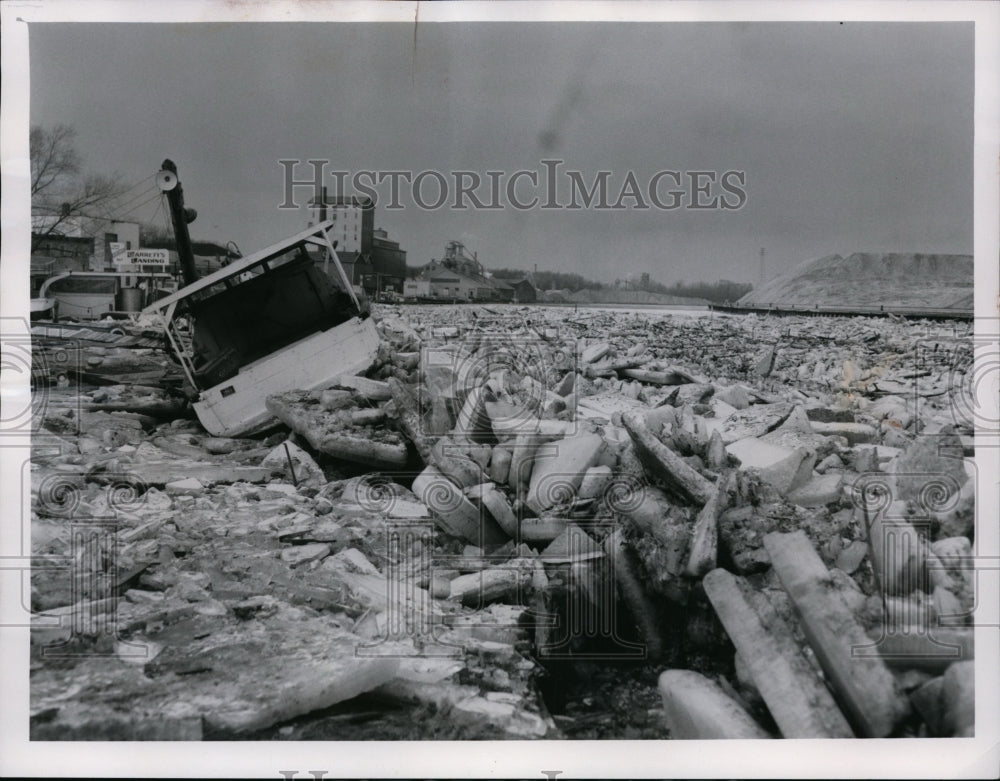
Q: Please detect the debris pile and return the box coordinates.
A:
[29,305,976,739]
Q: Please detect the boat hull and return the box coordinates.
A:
[192,316,381,437]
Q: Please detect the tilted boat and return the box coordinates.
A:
[143,220,380,437]
[142,161,380,437]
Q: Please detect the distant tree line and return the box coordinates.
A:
[489,266,751,303]
[139,222,173,246]
[645,279,753,304]
[489,268,603,292]
[406,255,753,303]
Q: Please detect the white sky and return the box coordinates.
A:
[27,20,973,285]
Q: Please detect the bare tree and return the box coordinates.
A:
[138,221,174,246]
[30,123,126,251]
[30,124,80,197]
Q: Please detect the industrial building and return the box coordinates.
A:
[404,240,519,302]
[307,189,407,296]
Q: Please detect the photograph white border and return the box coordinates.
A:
[2,1,997,777]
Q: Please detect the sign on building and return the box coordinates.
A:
[113,248,171,271]
[109,242,127,264]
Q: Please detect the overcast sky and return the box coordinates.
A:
[29,21,973,285]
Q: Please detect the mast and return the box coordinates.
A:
[157,159,199,286]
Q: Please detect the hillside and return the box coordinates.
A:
[738,252,973,309]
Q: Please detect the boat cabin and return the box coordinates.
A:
[142,220,380,436]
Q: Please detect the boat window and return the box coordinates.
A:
[184,250,359,387]
[47,277,118,294]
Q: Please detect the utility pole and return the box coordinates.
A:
[759,247,766,288]
[157,160,199,286]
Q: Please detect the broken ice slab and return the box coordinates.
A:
[764,530,911,737]
[580,341,611,364]
[30,664,205,740]
[809,421,878,444]
[486,410,575,441]
[725,437,814,496]
[448,558,533,606]
[93,461,274,488]
[376,671,554,738]
[279,542,331,567]
[941,660,974,737]
[454,385,496,444]
[658,669,773,739]
[525,432,605,514]
[835,539,869,574]
[714,384,751,410]
[164,477,207,497]
[428,437,491,487]
[473,483,519,538]
[865,512,931,597]
[451,692,553,738]
[686,477,728,577]
[577,464,613,499]
[330,568,442,630]
[506,432,548,493]
[868,627,973,672]
[621,410,714,505]
[325,374,393,401]
[261,439,325,487]
[785,473,844,507]
[31,611,400,737]
[603,528,663,662]
[716,402,794,445]
[909,676,946,735]
[489,447,512,484]
[266,392,408,469]
[620,367,698,386]
[929,536,976,614]
[31,598,121,647]
[703,568,854,738]
[889,427,970,504]
[201,436,259,455]
[412,465,507,545]
[617,484,691,600]
[906,659,974,736]
[540,523,604,565]
[518,516,570,544]
[575,391,648,423]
